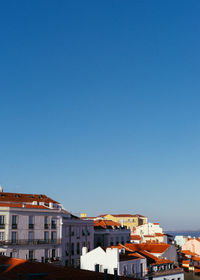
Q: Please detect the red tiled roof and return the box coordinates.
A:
[0,203,49,209]
[182,260,190,265]
[125,243,170,253]
[153,223,160,225]
[131,235,141,240]
[0,256,131,280]
[182,250,197,257]
[193,256,200,261]
[0,192,58,204]
[99,214,146,218]
[94,220,121,228]
[155,233,164,237]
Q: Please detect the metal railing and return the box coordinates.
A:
[0,239,62,246]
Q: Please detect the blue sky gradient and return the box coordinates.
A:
[0,0,200,230]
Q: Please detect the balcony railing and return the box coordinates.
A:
[12,224,17,229]
[29,224,34,229]
[0,224,5,229]
[51,224,56,229]
[44,224,48,229]
[0,239,61,246]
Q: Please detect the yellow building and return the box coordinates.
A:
[98,214,147,232]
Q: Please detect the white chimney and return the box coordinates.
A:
[32,201,37,205]
[0,185,3,192]
[49,202,53,209]
[82,247,88,256]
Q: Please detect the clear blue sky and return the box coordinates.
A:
[0,0,200,230]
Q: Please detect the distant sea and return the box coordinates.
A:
[165,231,200,238]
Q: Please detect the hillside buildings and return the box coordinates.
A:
[0,191,93,267]
[81,244,183,280]
[97,214,147,232]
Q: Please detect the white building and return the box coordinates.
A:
[0,190,93,267]
[81,246,146,277]
[133,223,168,244]
[174,235,188,247]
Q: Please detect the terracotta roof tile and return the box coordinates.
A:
[0,256,131,280]
[94,220,121,228]
[0,192,58,204]
[125,243,170,253]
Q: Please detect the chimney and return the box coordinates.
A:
[82,247,88,256]
[0,185,3,192]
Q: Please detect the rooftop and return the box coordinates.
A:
[0,256,132,280]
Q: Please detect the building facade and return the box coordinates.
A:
[97,214,147,233]
[94,220,130,248]
[0,191,94,267]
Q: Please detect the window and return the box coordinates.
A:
[51,231,56,241]
[71,227,75,236]
[71,243,74,255]
[0,232,4,241]
[51,218,56,229]
[77,242,80,255]
[132,219,135,222]
[12,216,17,229]
[87,241,90,252]
[44,216,48,229]
[29,250,34,260]
[45,249,49,260]
[29,216,34,229]
[0,216,5,229]
[65,243,69,256]
[123,266,127,276]
[11,232,17,243]
[28,231,33,242]
[44,231,49,241]
[140,263,143,277]
[52,249,56,258]
[132,264,135,275]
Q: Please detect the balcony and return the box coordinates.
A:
[0,224,5,229]
[29,224,34,229]
[44,224,48,229]
[12,224,17,229]
[0,239,62,246]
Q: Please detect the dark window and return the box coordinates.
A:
[11,232,17,243]
[52,249,55,258]
[71,243,74,255]
[29,216,34,229]
[29,250,34,260]
[0,216,5,229]
[51,218,56,229]
[12,216,17,229]
[77,242,80,255]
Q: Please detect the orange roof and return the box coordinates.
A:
[0,203,50,210]
[155,233,164,237]
[131,235,141,240]
[193,256,200,261]
[99,214,146,218]
[182,250,197,257]
[125,243,170,253]
[153,223,160,225]
[0,256,130,280]
[182,260,190,264]
[94,220,121,228]
[0,192,58,204]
